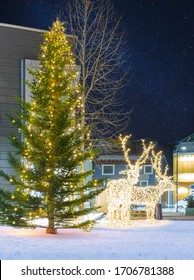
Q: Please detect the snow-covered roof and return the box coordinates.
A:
[96,154,139,162]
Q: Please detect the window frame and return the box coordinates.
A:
[143,164,153,174]
[140,180,149,187]
[102,164,115,175]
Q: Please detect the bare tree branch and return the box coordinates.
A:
[61,0,131,142]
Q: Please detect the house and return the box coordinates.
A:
[94,139,174,211]
[173,133,194,202]
[0,23,44,191]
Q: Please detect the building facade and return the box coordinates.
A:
[173,134,194,202]
[0,23,44,191]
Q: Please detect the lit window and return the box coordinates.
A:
[102,165,115,175]
[140,180,148,187]
[144,165,153,174]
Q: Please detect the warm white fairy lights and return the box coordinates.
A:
[6,20,82,225]
[107,135,175,226]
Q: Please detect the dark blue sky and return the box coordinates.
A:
[117,0,194,144]
[0,0,193,144]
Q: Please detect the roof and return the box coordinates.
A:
[0,22,76,39]
[96,154,139,162]
[180,133,194,143]
[0,22,45,33]
[174,133,194,154]
[95,138,160,156]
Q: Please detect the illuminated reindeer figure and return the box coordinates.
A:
[107,135,175,226]
[107,135,154,226]
[130,150,175,223]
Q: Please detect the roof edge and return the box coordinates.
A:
[180,133,194,143]
[0,22,46,33]
[0,22,77,39]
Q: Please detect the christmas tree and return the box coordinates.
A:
[0,20,104,234]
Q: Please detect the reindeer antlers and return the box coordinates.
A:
[136,139,155,166]
[119,134,132,166]
[151,149,169,178]
[119,135,171,179]
[119,134,155,167]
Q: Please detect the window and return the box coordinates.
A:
[21,59,40,102]
[143,165,153,174]
[140,180,148,187]
[102,164,115,175]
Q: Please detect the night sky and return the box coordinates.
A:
[0,0,193,144]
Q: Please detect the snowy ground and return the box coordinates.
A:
[0,218,194,260]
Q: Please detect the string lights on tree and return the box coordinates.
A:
[0,19,105,234]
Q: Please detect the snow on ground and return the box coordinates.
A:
[0,219,194,260]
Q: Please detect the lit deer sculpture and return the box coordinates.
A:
[107,135,175,226]
[107,135,154,225]
[130,150,175,223]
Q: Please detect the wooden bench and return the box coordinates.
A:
[131,210,147,220]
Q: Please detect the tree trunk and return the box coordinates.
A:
[46,227,57,234]
[46,201,57,234]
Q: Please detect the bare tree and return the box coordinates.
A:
[61,0,130,143]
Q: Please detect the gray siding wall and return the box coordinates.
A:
[0,24,43,190]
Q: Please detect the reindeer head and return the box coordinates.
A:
[156,175,175,193]
[120,164,140,186]
[152,150,175,192]
[119,135,155,186]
